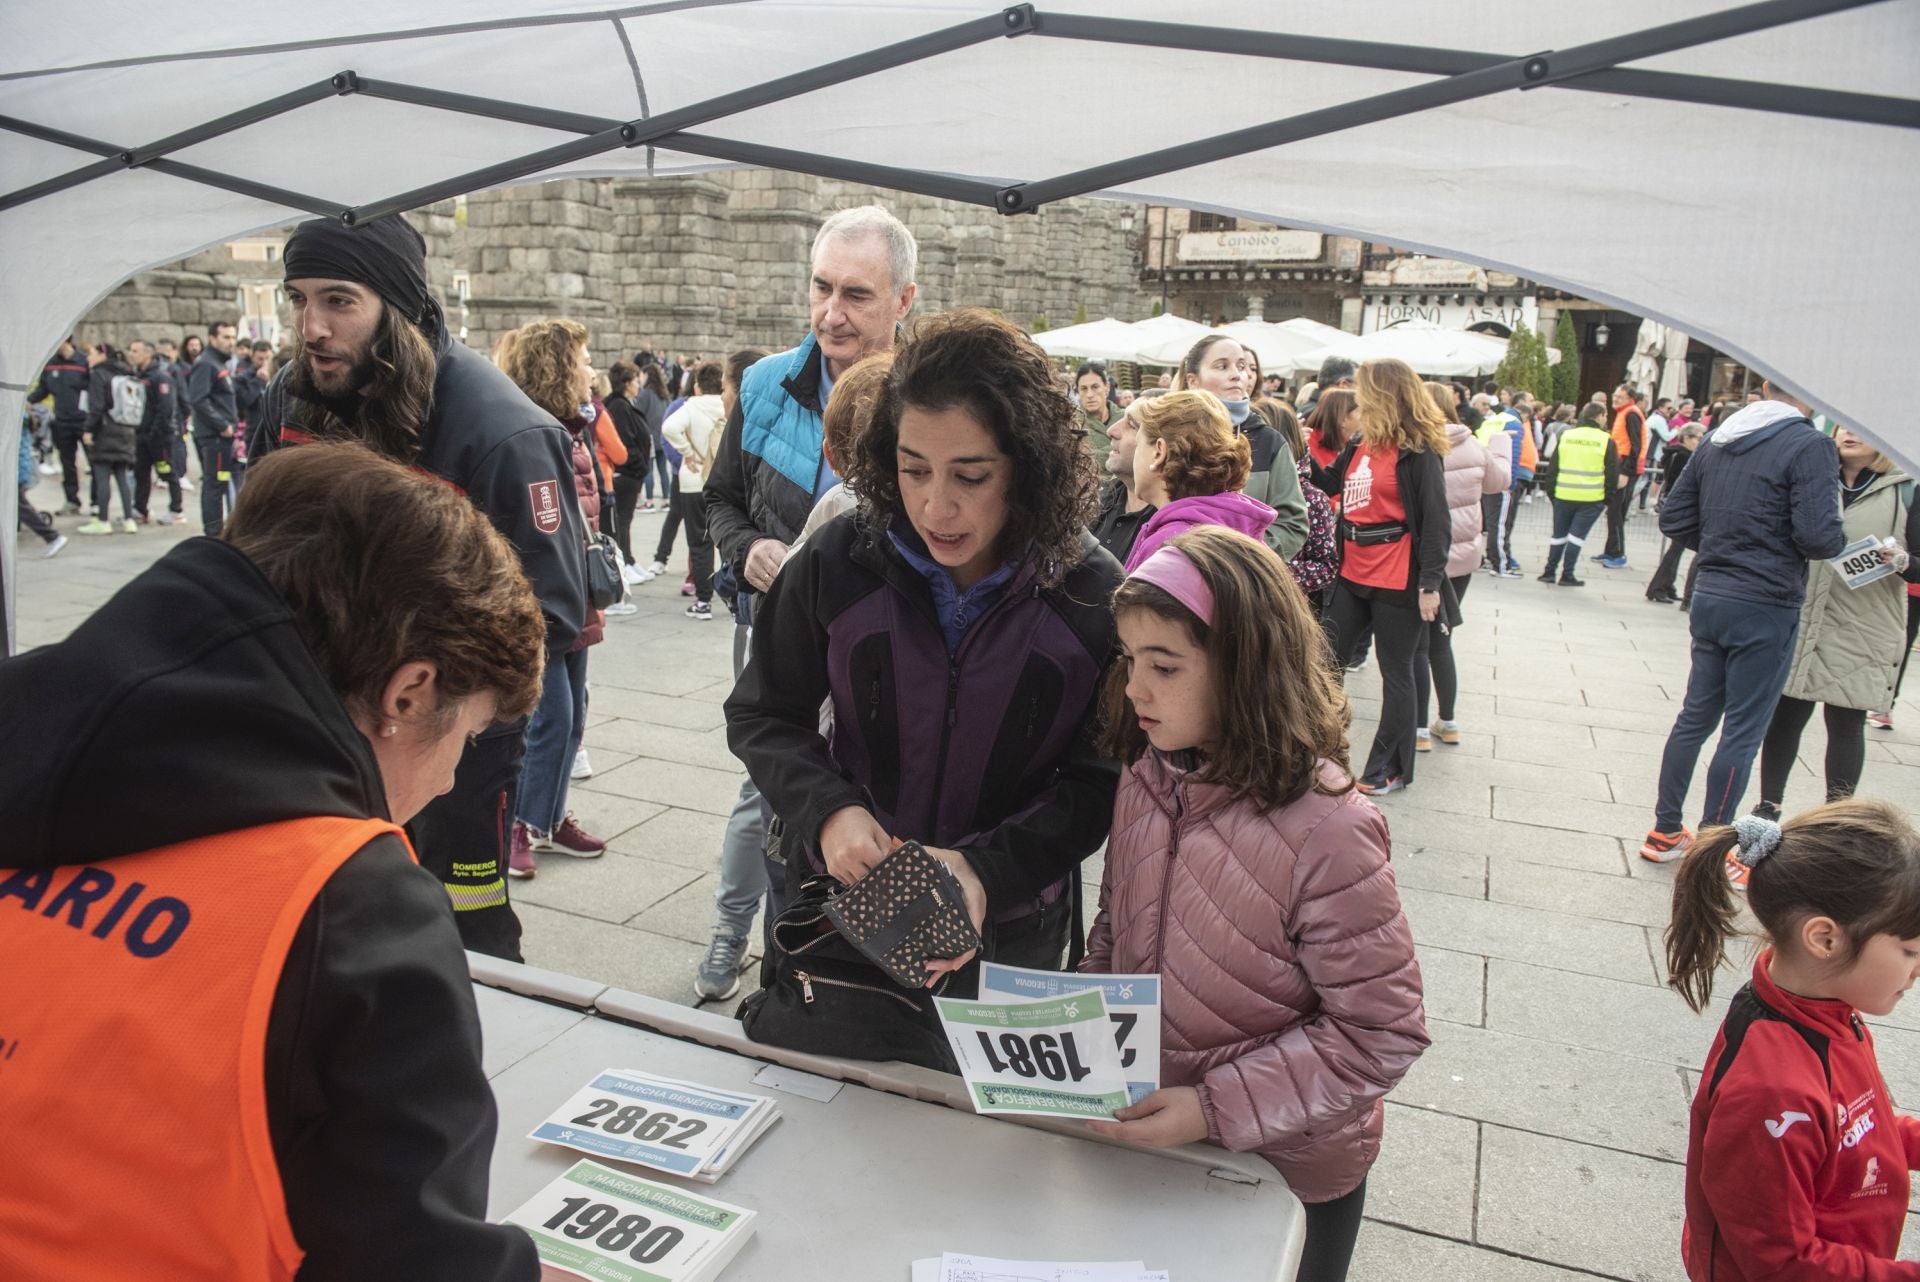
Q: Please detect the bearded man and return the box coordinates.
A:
[253,215,586,961]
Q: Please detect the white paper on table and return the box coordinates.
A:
[528,1068,765,1177]
[977,963,1161,1105]
[933,1253,1151,1282]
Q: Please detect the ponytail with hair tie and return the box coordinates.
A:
[1730,814,1783,868]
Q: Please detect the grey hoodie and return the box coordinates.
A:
[1659,400,1846,610]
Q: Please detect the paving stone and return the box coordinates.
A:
[577,755,747,816]
[1476,1125,1687,1282]
[574,684,729,731]
[1415,944,1486,1028]
[607,805,731,872]
[1389,813,1625,876]
[1483,959,1723,1069]
[559,791,667,846]
[1491,787,1657,842]
[1391,846,1486,899]
[1487,859,1676,929]
[585,717,746,773]
[1349,1222,1596,1281]
[1396,1024,1690,1160]
[1490,720,1597,764]
[515,902,712,1006]
[1420,756,1616,803]
[1366,1103,1479,1239]
[626,870,732,943]
[510,848,702,924]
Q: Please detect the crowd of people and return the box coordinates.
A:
[6,198,1919,1282]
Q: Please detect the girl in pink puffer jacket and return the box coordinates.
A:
[1083,525,1429,1282]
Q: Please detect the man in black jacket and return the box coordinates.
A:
[253,214,587,960]
[127,338,185,524]
[187,321,240,534]
[27,337,90,512]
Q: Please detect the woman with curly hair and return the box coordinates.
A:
[1123,390,1274,572]
[724,307,1122,992]
[498,319,610,878]
[1315,357,1453,796]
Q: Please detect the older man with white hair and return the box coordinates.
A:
[697,204,917,999]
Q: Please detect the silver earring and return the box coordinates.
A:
[381,723,398,738]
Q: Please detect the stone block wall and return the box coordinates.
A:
[74,173,1158,363]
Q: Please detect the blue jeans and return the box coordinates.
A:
[1654,592,1800,831]
[644,447,673,501]
[713,627,774,939]
[1542,498,1604,578]
[518,648,589,833]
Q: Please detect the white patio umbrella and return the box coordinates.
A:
[1029,316,1143,362]
[1134,319,1328,373]
[1288,322,1517,378]
[1124,314,1215,363]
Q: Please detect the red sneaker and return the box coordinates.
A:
[540,813,606,858]
[1724,847,1751,894]
[1640,827,1694,863]
[508,821,538,879]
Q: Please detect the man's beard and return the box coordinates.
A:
[296,341,375,412]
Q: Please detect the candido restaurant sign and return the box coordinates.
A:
[1178,229,1323,263]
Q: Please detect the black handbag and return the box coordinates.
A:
[585,533,624,610]
[738,873,959,1071]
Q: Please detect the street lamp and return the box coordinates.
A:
[1594,322,1612,350]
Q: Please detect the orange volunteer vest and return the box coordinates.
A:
[1611,406,1649,476]
[0,815,406,1282]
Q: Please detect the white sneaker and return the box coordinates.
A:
[41,534,68,559]
[604,600,639,617]
[180,477,195,492]
[622,563,649,586]
[571,747,593,780]
[36,461,57,476]
[647,559,668,575]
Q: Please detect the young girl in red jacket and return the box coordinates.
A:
[1666,800,1920,1281]
[1081,524,1430,1282]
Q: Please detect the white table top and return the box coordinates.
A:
[473,957,1304,1281]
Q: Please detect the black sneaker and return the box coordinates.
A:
[685,601,713,621]
[1559,575,1586,587]
[1751,800,1783,822]
[1537,571,1557,584]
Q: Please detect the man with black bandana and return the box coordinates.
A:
[254,215,587,961]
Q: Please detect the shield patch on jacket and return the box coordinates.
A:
[529,479,563,535]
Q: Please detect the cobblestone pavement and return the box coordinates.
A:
[13,467,1920,1280]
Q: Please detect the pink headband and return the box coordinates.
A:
[1128,545,1215,625]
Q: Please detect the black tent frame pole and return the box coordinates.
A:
[999,0,1889,210]
[0,0,1910,227]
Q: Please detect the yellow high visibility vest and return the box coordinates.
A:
[1553,426,1609,503]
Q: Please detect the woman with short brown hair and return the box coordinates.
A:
[0,442,545,1281]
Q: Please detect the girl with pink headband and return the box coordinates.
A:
[1083,525,1429,1282]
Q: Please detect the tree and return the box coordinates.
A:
[1553,311,1581,404]
[1151,299,1164,317]
[1073,303,1088,325]
[1493,327,1534,397]
[1525,328,1553,403]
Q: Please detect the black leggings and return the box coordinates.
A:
[654,474,685,565]
[1298,1178,1367,1282]
[1759,696,1867,807]
[612,473,644,566]
[1327,582,1428,785]
[1415,574,1472,725]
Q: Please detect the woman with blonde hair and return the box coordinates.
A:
[1313,358,1452,795]
[499,319,610,878]
[1123,389,1275,572]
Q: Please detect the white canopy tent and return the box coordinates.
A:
[1030,317,1146,362]
[1136,319,1333,373]
[1286,321,1561,380]
[4,0,1917,649]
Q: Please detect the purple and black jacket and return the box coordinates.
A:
[724,511,1123,926]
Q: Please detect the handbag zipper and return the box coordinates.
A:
[793,969,943,1010]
